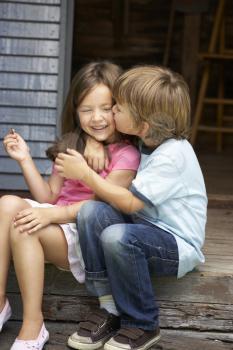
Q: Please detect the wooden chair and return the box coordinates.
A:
[191,0,233,152]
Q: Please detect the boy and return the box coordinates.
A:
[55,66,207,350]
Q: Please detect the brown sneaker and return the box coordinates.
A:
[104,327,161,350]
[67,308,120,350]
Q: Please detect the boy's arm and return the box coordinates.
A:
[81,170,144,213]
[55,149,144,214]
[84,136,109,172]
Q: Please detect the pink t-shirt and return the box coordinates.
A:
[55,142,140,206]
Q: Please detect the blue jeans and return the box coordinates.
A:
[77,201,179,330]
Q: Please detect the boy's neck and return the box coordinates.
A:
[141,138,157,149]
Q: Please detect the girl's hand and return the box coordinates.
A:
[84,136,109,172]
[55,148,91,181]
[14,207,52,234]
[3,132,30,163]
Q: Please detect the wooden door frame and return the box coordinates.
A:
[56,0,74,136]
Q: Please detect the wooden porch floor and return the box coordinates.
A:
[1,322,233,350]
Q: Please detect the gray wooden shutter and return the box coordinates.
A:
[0,0,73,190]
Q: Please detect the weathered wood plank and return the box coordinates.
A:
[0,158,52,175]
[0,73,58,91]
[6,290,233,332]
[0,107,57,124]
[197,208,233,274]
[0,3,60,22]
[0,38,59,57]
[7,264,233,305]
[208,194,233,209]
[0,21,59,39]
[5,0,60,4]
[0,57,58,74]
[0,141,53,158]
[0,91,57,108]
[0,125,56,141]
[0,174,48,190]
[0,174,27,190]
[1,322,232,350]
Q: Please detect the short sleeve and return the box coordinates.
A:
[111,145,140,171]
[131,154,186,206]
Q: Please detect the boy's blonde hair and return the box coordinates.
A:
[113,65,191,146]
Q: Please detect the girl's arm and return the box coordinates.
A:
[3,132,63,203]
[14,200,90,234]
[55,149,144,214]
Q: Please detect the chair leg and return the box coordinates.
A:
[191,0,225,147]
[216,63,224,152]
[191,63,210,144]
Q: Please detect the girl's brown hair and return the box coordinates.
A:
[47,61,122,161]
[113,65,191,146]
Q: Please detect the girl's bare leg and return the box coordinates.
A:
[0,195,30,311]
[10,221,69,340]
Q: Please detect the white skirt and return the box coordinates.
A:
[24,198,85,283]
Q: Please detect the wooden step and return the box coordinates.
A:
[1,322,233,350]
[6,208,233,334]
[208,194,233,209]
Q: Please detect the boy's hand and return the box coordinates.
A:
[3,131,30,163]
[55,148,91,181]
[84,136,109,172]
[14,207,52,234]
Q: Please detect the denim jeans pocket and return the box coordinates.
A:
[148,255,179,277]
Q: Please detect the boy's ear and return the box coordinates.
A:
[138,122,150,138]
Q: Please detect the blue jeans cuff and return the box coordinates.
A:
[85,269,108,280]
[121,320,159,331]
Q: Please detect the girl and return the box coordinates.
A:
[0,61,140,350]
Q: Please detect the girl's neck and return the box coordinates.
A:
[104,132,122,145]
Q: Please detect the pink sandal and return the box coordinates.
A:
[0,298,12,332]
[10,323,49,350]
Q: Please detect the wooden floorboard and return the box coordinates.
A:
[1,321,233,350]
[197,208,233,275]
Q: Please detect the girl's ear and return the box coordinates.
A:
[138,122,150,138]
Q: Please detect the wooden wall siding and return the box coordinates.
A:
[0,0,62,190]
[72,0,180,71]
[72,1,233,84]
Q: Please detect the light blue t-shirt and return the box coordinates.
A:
[130,138,207,278]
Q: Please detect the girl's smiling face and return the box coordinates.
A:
[77,84,117,143]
